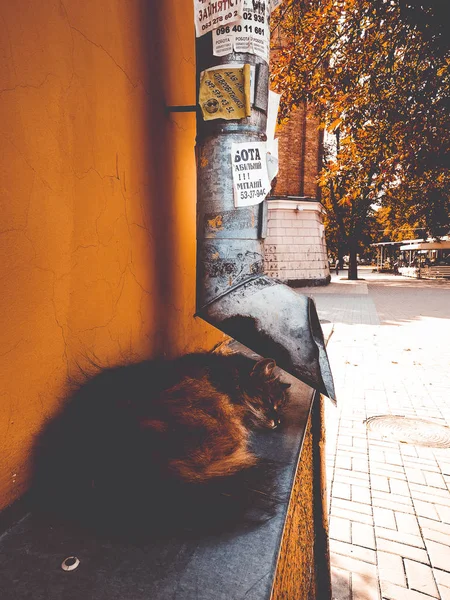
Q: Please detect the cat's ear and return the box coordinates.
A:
[281,382,291,390]
[251,358,276,380]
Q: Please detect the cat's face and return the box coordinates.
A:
[244,359,291,429]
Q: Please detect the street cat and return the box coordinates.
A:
[32,352,291,536]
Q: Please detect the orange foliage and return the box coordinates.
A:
[271,0,450,239]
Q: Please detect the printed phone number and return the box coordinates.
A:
[199,9,240,32]
[203,79,239,113]
[238,189,267,199]
[215,23,265,36]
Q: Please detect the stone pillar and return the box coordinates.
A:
[264,198,331,286]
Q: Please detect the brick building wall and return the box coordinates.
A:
[264,103,330,286]
[272,104,321,199]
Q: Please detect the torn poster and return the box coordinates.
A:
[266,90,281,141]
[194,0,244,37]
[199,64,251,120]
[212,0,270,63]
[207,62,256,104]
[270,0,283,12]
[232,141,271,207]
[266,137,279,182]
[265,91,281,182]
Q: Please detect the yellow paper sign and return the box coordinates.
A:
[199,64,251,121]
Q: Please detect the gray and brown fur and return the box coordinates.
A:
[32,353,290,536]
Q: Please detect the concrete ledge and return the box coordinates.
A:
[287,276,331,288]
[0,365,327,599]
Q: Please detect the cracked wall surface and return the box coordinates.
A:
[0,0,223,510]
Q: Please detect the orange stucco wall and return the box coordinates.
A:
[0,1,223,510]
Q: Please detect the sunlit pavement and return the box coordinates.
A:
[296,268,450,600]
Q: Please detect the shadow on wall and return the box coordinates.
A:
[140,2,178,356]
[139,1,221,357]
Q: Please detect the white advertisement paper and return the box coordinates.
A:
[270,0,283,12]
[194,0,244,38]
[266,91,281,182]
[213,0,270,62]
[266,138,279,182]
[266,90,281,141]
[232,141,271,207]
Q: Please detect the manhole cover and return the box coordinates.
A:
[365,415,450,448]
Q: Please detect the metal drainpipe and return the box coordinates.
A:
[195,28,335,401]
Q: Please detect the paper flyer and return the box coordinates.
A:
[266,137,279,182]
[213,0,270,63]
[206,63,256,103]
[266,90,281,141]
[194,0,244,37]
[199,64,251,120]
[265,91,281,182]
[232,141,271,207]
[270,0,283,11]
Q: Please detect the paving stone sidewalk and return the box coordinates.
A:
[296,269,450,600]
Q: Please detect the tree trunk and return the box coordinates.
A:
[348,242,358,280]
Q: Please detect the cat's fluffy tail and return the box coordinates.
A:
[32,448,284,539]
[158,458,283,535]
[88,457,285,540]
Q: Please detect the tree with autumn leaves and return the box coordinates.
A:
[271,0,450,279]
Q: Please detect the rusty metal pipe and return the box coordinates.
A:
[195,32,335,401]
